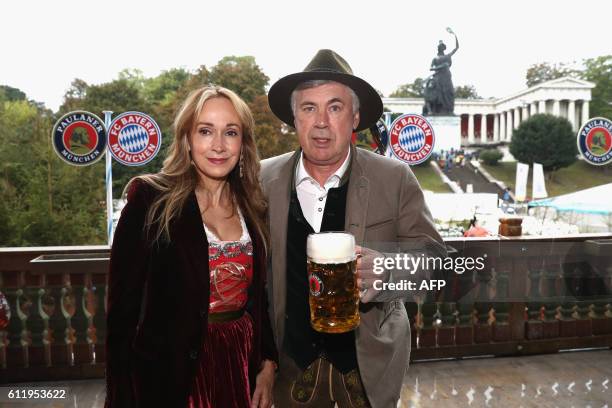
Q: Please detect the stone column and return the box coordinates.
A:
[522,106,529,123]
[567,99,576,131]
[468,114,475,144]
[506,111,513,140]
[500,112,506,141]
[538,100,546,114]
[493,114,499,141]
[513,108,520,129]
[581,100,590,126]
[530,102,537,116]
[480,114,487,143]
[552,99,560,117]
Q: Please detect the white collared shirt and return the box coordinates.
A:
[295,149,351,232]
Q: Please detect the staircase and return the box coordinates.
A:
[443,161,503,197]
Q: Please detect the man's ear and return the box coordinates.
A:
[353,111,360,130]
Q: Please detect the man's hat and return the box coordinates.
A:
[268,49,383,132]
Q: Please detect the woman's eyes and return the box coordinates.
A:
[197,128,240,136]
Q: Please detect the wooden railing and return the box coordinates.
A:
[1,235,611,382]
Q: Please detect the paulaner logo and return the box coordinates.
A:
[52,111,107,166]
[309,274,323,297]
[577,117,612,166]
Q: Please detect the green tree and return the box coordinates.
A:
[118,68,146,90]
[209,56,269,103]
[525,62,579,87]
[390,78,425,97]
[454,85,481,99]
[479,149,503,165]
[510,114,577,179]
[582,55,612,119]
[143,68,191,105]
[61,79,89,111]
[0,85,27,102]
[249,95,298,159]
[0,99,106,246]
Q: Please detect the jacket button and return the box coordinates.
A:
[189,350,199,360]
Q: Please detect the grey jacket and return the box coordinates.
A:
[261,146,445,408]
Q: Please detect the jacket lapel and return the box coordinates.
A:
[174,191,210,289]
[345,147,369,244]
[267,151,299,346]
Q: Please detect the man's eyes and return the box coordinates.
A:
[300,105,343,112]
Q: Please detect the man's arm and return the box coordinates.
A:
[358,164,447,303]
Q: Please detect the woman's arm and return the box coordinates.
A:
[251,360,276,408]
[448,33,459,57]
[250,249,278,407]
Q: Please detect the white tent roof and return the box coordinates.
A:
[529,183,612,215]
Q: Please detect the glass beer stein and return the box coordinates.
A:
[307,232,359,333]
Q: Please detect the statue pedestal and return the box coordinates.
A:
[426,115,461,153]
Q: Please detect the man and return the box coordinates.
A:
[261,49,446,408]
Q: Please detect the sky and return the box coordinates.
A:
[1,0,611,112]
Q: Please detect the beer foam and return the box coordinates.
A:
[307,232,355,264]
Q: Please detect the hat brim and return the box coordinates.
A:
[268,71,383,132]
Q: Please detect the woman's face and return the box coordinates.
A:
[188,97,243,183]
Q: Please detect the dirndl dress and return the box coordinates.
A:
[188,210,254,408]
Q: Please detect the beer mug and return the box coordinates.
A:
[307,232,359,333]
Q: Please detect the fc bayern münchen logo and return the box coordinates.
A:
[389,114,435,165]
[108,111,162,166]
[52,111,107,166]
[577,117,612,166]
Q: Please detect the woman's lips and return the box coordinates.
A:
[207,158,229,165]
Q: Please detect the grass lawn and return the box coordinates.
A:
[481,160,612,198]
[411,164,453,193]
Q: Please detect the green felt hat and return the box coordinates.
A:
[268,49,383,132]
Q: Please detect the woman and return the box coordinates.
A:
[105,86,277,408]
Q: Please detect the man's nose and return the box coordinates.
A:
[315,110,329,128]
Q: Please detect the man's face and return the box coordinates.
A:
[293,82,360,167]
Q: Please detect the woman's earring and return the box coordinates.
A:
[239,152,244,178]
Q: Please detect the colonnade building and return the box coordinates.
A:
[382,77,594,146]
